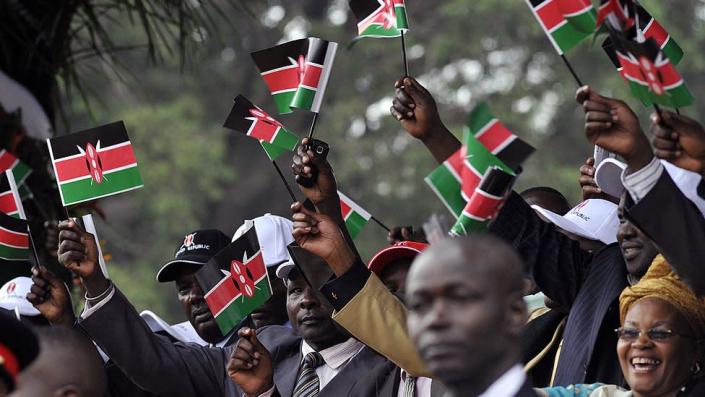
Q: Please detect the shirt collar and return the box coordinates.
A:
[478,364,526,397]
[301,338,365,369]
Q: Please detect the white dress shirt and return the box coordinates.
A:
[397,371,433,397]
[621,156,664,203]
[478,364,526,397]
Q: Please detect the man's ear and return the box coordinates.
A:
[506,291,527,339]
[54,385,80,397]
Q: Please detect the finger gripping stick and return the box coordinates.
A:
[295,139,330,188]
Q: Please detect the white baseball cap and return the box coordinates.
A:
[0,277,40,317]
[595,158,627,198]
[532,199,619,245]
[233,214,294,268]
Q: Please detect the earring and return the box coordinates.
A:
[691,361,702,375]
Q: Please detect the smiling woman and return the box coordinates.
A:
[538,255,705,397]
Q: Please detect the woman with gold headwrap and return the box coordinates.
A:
[537,255,705,397]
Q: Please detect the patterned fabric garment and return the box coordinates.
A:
[538,383,633,397]
[293,351,325,397]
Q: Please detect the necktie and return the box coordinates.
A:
[293,351,325,397]
[403,374,416,397]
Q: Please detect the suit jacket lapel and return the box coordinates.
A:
[555,246,626,385]
[273,347,302,397]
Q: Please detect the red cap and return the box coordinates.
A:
[368,241,429,276]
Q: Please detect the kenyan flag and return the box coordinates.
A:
[451,167,516,236]
[460,130,516,203]
[0,150,31,188]
[465,103,535,169]
[47,121,143,207]
[195,225,272,335]
[596,0,633,30]
[251,38,338,114]
[424,148,465,218]
[609,30,693,108]
[349,0,409,38]
[224,95,299,161]
[0,170,25,219]
[0,211,29,261]
[525,0,597,55]
[631,5,683,64]
[338,190,371,239]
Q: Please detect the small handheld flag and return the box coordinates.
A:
[338,190,372,239]
[0,170,25,219]
[0,150,31,189]
[425,103,532,218]
[450,167,516,236]
[596,0,633,30]
[224,95,299,161]
[424,149,465,218]
[195,225,273,335]
[607,29,693,108]
[349,0,409,38]
[47,121,143,207]
[251,38,338,115]
[525,0,597,55]
[465,103,535,169]
[0,211,29,261]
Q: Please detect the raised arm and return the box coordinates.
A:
[391,76,461,163]
[56,220,232,396]
[290,202,429,377]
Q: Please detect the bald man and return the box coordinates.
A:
[11,326,107,397]
[405,236,538,397]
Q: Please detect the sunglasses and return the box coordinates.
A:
[615,327,693,342]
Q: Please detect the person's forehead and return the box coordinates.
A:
[625,297,682,326]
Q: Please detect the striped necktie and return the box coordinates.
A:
[403,374,416,397]
[293,351,325,397]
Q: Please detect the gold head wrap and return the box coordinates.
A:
[619,255,705,337]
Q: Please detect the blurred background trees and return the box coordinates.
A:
[5,0,704,321]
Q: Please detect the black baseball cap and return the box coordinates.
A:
[0,310,39,392]
[156,229,230,282]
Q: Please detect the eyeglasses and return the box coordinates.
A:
[615,327,693,342]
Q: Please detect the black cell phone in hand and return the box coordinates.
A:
[296,139,330,188]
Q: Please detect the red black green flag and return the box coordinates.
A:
[0,170,24,219]
[224,95,299,161]
[349,0,409,38]
[596,0,633,30]
[451,167,516,235]
[0,211,29,261]
[251,38,338,115]
[525,0,597,55]
[195,225,272,335]
[465,103,535,170]
[47,121,143,207]
[606,29,693,108]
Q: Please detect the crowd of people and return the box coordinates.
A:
[1,73,704,397]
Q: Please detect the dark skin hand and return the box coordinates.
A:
[387,226,427,245]
[291,137,341,219]
[57,220,110,297]
[291,138,360,262]
[227,327,273,397]
[291,201,356,277]
[578,157,619,204]
[391,76,461,163]
[576,86,653,172]
[651,111,705,175]
[26,265,76,326]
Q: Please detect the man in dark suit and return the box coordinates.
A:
[406,236,538,397]
[626,109,705,296]
[391,78,659,386]
[56,219,394,397]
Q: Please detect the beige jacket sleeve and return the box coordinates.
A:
[331,273,431,377]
